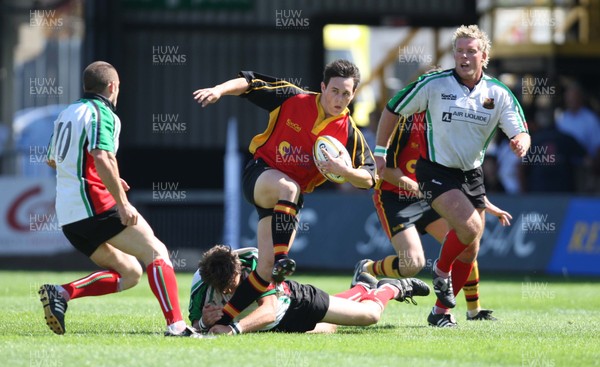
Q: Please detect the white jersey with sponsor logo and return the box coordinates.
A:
[47,94,121,226]
[387,69,528,170]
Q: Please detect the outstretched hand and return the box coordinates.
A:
[193,86,222,107]
[485,206,512,226]
[510,138,527,157]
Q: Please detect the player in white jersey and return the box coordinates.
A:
[40,61,201,337]
[191,245,430,335]
[374,25,531,327]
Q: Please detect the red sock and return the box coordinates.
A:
[61,270,120,300]
[434,302,449,313]
[147,258,183,326]
[436,230,468,273]
[334,284,370,301]
[360,286,396,309]
[450,259,474,297]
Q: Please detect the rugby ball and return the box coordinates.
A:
[313,135,352,184]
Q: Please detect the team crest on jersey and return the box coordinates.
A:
[482,98,495,109]
[441,93,457,101]
[276,141,311,165]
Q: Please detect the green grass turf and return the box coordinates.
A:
[0,270,599,367]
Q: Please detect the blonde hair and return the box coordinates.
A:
[452,25,491,68]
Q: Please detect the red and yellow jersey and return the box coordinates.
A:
[375,112,427,196]
[239,71,375,193]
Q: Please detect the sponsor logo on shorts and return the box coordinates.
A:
[431,179,442,185]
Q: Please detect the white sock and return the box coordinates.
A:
[467,308,481,318]
[434,265,451,278]
[55,285,71,301]
[167,320,187,334]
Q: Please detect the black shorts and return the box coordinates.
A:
[373,190,441,237]
[243,158,304,219]
[61,206,126,257]
[272,280,329,333]
[415,158,486,209]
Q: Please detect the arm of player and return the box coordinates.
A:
[209,295,278,335]
[484,196,512,226]
[374,109,400,175]
[383,167,421,197]
[196,303,224,332]
[193,77,250,107]
[91,149,138,226]
[236,294,278,333]
[510,132,531,158]
[46,133,57,169]
[319,149,374,189]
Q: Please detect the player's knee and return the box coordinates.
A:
[456,223,480,245]
[455,213,483,245]
[119,261,143,290]
[362,310,381,325]
[278,180,300,201]
[457,244,479,263]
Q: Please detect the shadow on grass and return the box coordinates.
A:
[337,322,433,334]
[21,329,160,337]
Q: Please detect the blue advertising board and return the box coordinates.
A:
[238,192,597,275]
[547,198,600,276]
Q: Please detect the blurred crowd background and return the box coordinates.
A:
[1,0,599,194]
[0,0,598,273]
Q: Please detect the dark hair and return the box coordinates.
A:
[323,59,360,91]
[83,61,118,93]
[198,245,241,292]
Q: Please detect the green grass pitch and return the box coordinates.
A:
[0,270,599,367]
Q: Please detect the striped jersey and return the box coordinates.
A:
[239,71,375,193]
[47,93,120,226]
[387,69,528,170]
[188,247,290,330]
[376,112,426,197]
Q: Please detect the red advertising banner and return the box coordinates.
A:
[0,177,71,256]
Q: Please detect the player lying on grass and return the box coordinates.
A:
[188,246,430,334]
